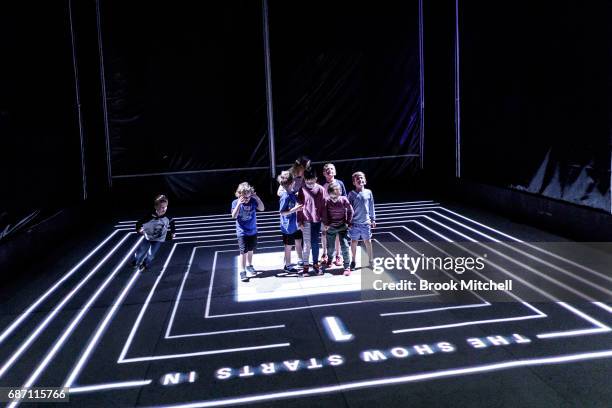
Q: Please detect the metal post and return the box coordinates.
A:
[454,0,461,178]
[68,0,87,200]
[418,0,425,170]
[96,0,113,188]
[262,0,277,179]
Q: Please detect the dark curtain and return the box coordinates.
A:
[459,0,611,211]
[0,2,81,239]
[102,0,268,178]
[269,0,421,179]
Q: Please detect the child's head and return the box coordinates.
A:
[303,168,317,190]
[290,156,311,177]
[154,194,168,216]
[235,182,254,199]
[327,182,342,202]
[276,170,294,190]
[352,171,367,188]
[323,163,336,180]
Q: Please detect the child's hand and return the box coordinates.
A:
[292,203,303,212]
[371,221,376,229]
[137,228,144,234]
[323,225,329,232]
[298,223,304,230]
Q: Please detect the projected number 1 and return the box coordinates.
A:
[322,316,354,342]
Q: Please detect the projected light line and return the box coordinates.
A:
[69,380,152,393]
[166,247,285,339]
[64,263,143,387]
[537,302,611,339]
[8,237,144,408]
[145,350,612,408]
[114,200,437,224]
[593,302,612,314]
[0,230,120,345]
[0,232,134,379]
[118,243,178,363]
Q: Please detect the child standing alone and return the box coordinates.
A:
[133,194,176,272]
[231,182,265,282]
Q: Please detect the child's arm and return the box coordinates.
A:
[252,193,265,211]
[169,217,176,239]
[345,199,354,226]
[135,215,148,234]
[231,200,242,219]
[280,204,303,217]
[369,191,376,228]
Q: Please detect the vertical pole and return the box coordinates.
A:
[454,0,461,178]
[68,0,87,200]
[418,0,425,170]
[262,0,277,179]
[96,0,113,187]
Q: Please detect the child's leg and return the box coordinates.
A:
[133,240,150,266]
[295,239,303,262]
[339,228,351,269]
[350,240,358,262]
[240,253,247,271]
[326,228,337,260]
[364,239,373,262]
[247,250,254,266]
[302,222,312,264]
[143,241,163,267]
[284,244,292,266]
[310,222,321,264]
[321,231,327,257]
[335,235,341,259]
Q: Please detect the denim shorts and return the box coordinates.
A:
[348,223,372,240]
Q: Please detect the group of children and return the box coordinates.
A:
[233,157,376,282]
[131,159,376,283]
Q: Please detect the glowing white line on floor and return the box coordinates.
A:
[143,205,443,231]
[118,243,178,363]
[68,380,152,393]
[204,245,436,319]
[384,223,608,337]
[593,302,612,313]
[167,325,287,340]
[146,350,612,408]
[7,237,143,408]
[118,343,291,363]
[64,266,143,387]
[436,207,612,285]
[392,313,546,334]
[537,302,611,339]
[0,230,120,345]
[114,200,437,224]
[0,232,134,379]
[165,247,286,339]
[382,304,489,316]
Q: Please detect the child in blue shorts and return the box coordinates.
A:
[231,182,265,282]
[278,171,304,273]
[348,172,376,269]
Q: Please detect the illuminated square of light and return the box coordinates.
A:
[234,247,364,302]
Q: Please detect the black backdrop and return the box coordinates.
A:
[104,0,422,202]
[459,0,612,211]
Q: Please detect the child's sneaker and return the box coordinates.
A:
[334,256,343,266]
[284,264,299,273]
[343,268,351,276]
[313,263,323,276]
[240,271,249,282]
[349,261,356,270]
[301,264,310,277]
[246,265,257,278]
[319,254,328,266]
[297,260,305,267]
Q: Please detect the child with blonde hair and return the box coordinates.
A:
[231,182,265,282]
